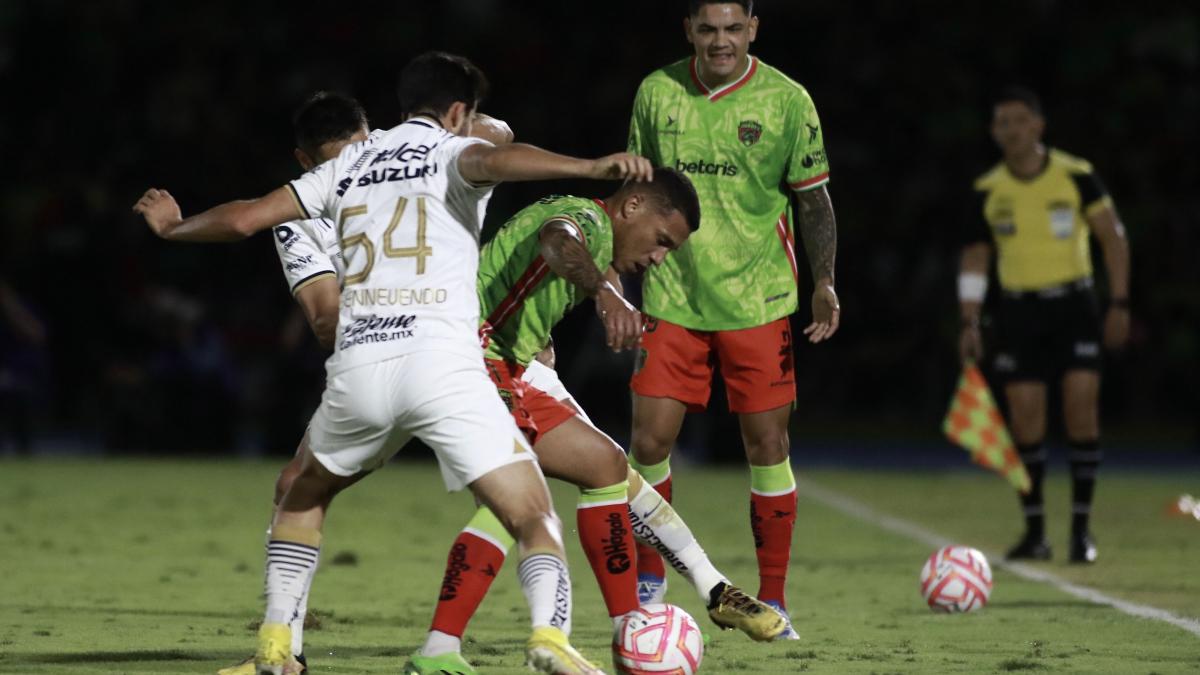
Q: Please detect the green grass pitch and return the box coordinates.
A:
[1,458,1198,673]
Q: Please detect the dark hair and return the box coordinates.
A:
[638,167,702,232]
[292,91,368,158]
[993,86,1043,116]
[687,0,753,16]
[398,51,489,118]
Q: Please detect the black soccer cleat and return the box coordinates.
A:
[1005,534,1052,561]
[1069,532,1098,564]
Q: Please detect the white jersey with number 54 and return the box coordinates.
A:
[288,118,494,375]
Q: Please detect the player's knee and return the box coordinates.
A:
[593,440,629,487]
[744,430,789,465]
[630,427,673,464]
[274,457,305,505]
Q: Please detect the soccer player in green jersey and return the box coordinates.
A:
[625,0,841,639]
[408,169,789,674]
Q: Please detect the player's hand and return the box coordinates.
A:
[803,283,840,343]
[596,283,642,352]
[589,153,653,182]
[959,322,984,363]
[132,188,182,238]
[1103,306,1130,351]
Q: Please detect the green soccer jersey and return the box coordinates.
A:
[478,195,613,365]
[628,56,830,330]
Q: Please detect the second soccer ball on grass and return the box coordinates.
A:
[920,545,994,613]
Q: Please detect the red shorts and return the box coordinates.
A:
[630,316,796,414]
[484,359,576,446]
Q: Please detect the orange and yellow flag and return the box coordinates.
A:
[943,364,1031,495]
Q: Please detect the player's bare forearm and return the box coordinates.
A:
[1088,208,1130,300]
[457,144,652,185]
[959,242,992,322]
[134,186,301,242]
[295,275,340,350]
[539,223,606,297]
[795,185,838,285]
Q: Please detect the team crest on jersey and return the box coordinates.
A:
[738,120,763,147]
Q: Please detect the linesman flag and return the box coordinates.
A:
[943,364,1031,495]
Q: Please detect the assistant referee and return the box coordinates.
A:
[958,87,1130,563]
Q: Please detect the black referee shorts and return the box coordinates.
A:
[993,280,1102,382]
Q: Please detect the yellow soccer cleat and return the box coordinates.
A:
[217,652,306,675]
[253,622,293,675]
[706,583,787,642]
[525,626,607,674]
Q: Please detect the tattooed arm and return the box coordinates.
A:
[794,184,841,342]
[539,220,641,351]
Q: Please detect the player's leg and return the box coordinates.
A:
[1004,380,1051,559]
[714,317,799,639]
[1062,368,1101,562]
[416,354,600,674]
[534,414,639,624]
[628,317,713,602]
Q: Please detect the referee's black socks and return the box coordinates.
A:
[1017,442,1047,540]
[1068,439,1102,535]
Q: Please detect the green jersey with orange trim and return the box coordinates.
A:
[478,195,613,365]
[628,56,830,330]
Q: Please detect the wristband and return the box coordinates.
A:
[958,273,988,303]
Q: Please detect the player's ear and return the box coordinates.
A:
[748,15,759,42]
[294,148,315,172]
[683,17,694,44]
[445,101,470,135]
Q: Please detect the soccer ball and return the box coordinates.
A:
[919,545,993,613]
[612,603,704,674]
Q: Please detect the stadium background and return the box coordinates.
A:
[0,0,1195,463]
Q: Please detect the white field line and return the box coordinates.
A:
[796,477,1200,638]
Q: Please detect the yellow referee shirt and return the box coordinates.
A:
[967,148,1113,291]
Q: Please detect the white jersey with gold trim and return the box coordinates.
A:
[272,217,343,295]
[289,118,494,374]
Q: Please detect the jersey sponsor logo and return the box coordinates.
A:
[603,512,632,575]
[806,123,820,142]
[801,149,828,169]
[339,313,418,349]
[738,119,763,147]
[342,286,449,308]
[286,254,315,272]
[674,157,738,177]
[355,163,439,188]
[274,225,301,250]
[660,115,683,136]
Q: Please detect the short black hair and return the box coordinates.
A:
[993,86,1043,116]
[398,51,489,118]
[638,167,702,232]
[292,91,368,158]
[687,0,753,17]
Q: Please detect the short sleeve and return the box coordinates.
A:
[628,81,654,160]
[539,197,609,258]
[441,135,494,194]
[273,219,338,294]
[288,160,339,220]
[1069,169,1113,217]
[785,89,831,192]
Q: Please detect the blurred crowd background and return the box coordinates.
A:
[1,0,1196,460]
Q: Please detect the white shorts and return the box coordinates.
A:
[520,360,594,427]
[308,352,535,491]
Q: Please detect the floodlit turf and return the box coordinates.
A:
[1,458,1198,673]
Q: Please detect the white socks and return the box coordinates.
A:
[517,553,572,635]
[628,477,727,601]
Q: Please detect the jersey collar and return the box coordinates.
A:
[689,56,758,102]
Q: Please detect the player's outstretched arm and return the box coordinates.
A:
[132,186,302,242]
[457,144,653,186]
[795,184,841,343]
[468,112,514,146]
[539,221,641,351]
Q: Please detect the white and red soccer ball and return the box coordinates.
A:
[613,603,704,674]
[919,545,993,613]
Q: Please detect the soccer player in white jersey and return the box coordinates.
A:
[134,51,652,675]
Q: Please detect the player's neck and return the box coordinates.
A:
[695,54,752,89]
[1004,144,1047,180]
